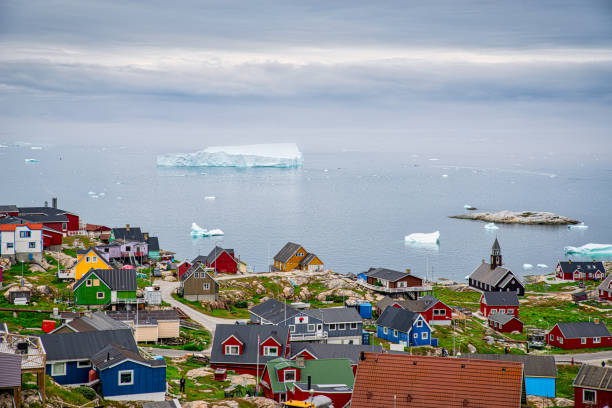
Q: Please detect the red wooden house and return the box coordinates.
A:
[376,295,452,325]
[0,205,19,217]
[289,343,383,375]
[177,260,192,279]
[488,313,523,333]
[42,226,63,249]
[598,276,612,301]
[556,260,606,281]
[210,324,290,376]
[18,200,80,236]
[573,364,612,407]
[480,291,519,318]
[192,246,239,274]
[547,322,612,349]
[365,267,423,289]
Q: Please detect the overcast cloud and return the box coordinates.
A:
[1,1,611,154]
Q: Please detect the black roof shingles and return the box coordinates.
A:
[75,268,137,292]
[556,322,612,339]
[464,354,556,378]
[376,306,421,333]
[365,267,415,283]
[482,291,520,307]
[41,329,137,362]
[112,227,144,242]
[274,242,302,263]
[91,344,165,370]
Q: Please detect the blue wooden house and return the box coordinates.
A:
[40,329,138,386]
[91,344,166,401]
[375,306,436,346]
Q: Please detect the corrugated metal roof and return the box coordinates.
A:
[41,329,137,362]
[573,364,612,391]
[91,344,165,370]
[0,352,21,387]
[482,291,520,306]
[75,268,137,292]
[464,354,556,378]
[273,242,302,263]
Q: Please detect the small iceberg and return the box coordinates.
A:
[537,264,548,269]
[204,196,216,200]
[405,231,440,244]
[24,158,39,163]
[568,223,589,230]
[464,204,477,210]
[191,222,224,237]
[428,158,439,161]
[0,144,7,148]
[484,223,499,230]
[31,146,43,150]
[564,243,612,256]
[88,191,96,195]
[523,263,534,270]
[441,174,449,178]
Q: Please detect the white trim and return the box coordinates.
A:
[283,369,297,382]
[104,391,166,401]
[77,360,91,368]
[225,345,240,355]
[260,335,281,347]
[222,334,244,345]
[118,369,134,386]
[582,388,596,404]
[51,362,66,376]
[263,346,279,356]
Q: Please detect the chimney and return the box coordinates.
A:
[52,197,57,209]
[107,352,110,362]
[307,375,311,391]
[44,201,48,207]
[405,269,411,275]
[126,224,130,231]
[482,259,485,264]
[360,351,366,361]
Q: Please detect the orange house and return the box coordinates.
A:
[73,247,112,280]
[273,242,324,272]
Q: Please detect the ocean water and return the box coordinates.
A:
[2,144,612,282]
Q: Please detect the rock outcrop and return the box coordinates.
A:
[450,210,579,225]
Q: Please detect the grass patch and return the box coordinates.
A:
[433,286,481,310]
[172,294,251,319]
[556,364,580,399]
[520,298,610,330]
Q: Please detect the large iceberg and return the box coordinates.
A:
[405,231,440,244]
[157,143,303,168]
[484,223,499,230]
[191,222,224,237]
[564,243,612,256]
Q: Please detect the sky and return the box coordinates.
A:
[0,1,611,155]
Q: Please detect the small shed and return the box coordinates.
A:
[144,287,162,306]
[488,313,523,333]
[8,287,31,305]
[573,291,589,303]
[214,368,227,381]
[358,302,372,319]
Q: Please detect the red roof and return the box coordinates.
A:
[351,353,524,408]
[86,224,111,232]
[0,223,43,231]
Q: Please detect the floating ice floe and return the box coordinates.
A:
[441,174,449,178]
[564,243,612,256]
[568,223,589,230]
[191,222,224,237]
[24,158,39,163]
[204,196,216,200]
[428,158,439,161]
[405,231,440,244]
[537,264,548,269]
[31,146,42,150]
[98,192,105,197]
[484,223,499,230]
[157,143,303,168]
[91,195,99,199]
[464,204,476,210]
[523,264,534,270]
[0,144,8,148]
[88,191,96,195]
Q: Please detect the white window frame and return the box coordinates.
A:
[581,337,587,345]
[51,362,66,376]
[329,324,336,330]
[86,256,90,263]
[416,320,423,328]
[393,329,398,337]
[350,322,358,330]
[96,292,105,299]
[77,360,91,368]
[225,345,240,355]
[118,369,134,386]
[263,346,278,356]
[422,332,429,340]
[413,333,418,339]
[86,279,93,287]
[194,272,199,279]
[383,327,388,335]
[338,323,346,330]
[289,325,296,333]
[284,369,296,382]
[203,282,210,290]
[29,242,36,249]
[583,389,596,403]
[307,324,315,332]
[594,337,601,344]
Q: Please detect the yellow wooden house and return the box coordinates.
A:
[73,247,111,280]
[273,242,324,272]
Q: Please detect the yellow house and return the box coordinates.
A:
[73,247,111,280]
[273,242,324,272]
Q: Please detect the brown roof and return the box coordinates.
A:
[351,353,524,408]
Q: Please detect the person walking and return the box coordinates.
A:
[180,376,186,393]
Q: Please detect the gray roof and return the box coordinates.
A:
[299,253,319,266]
[63,311,131,332]
[112,227,144,242]
[558,261,606,274]
[291,343,383,364]
[274,242,303,263]
[75,247,109,262]
[92,344,166,370]
[181,263,216,282]
[573,364,612,391]
[108,309,180,322]
[315,307,361,323]
[18,213,68,223]
[210,324,290,365]
[19,206,75,217]
[556,322,612,339]
[482,291,520,307]
[147,236,160,252]
[365,267,414,283]
[41,329,138,362]
[376,306,421,333]
[464,354,556,378]
[487,313,521,326]
[598,275,612,291]
[378,294,444,313]
[205,246,234,265]
[0,352,21,388]
[0,205,18,212]
[75,268,137,292]
[469,262,522,288]
[250,299,300,324]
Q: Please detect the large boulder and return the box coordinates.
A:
[282,286,294,298]
[36,285,54,296]
[554,398,574,407]
[45,251,75,268]
[164,275,177,282]
[29,264,46,273]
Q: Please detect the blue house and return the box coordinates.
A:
[40,329,138,386]
[375,306,436,346]
[464,354,557,398]
[91,344,166,401]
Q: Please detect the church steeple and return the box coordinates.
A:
[491,238,502,269]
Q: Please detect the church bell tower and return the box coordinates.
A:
[491,237,502,269]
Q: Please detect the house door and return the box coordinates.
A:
[111,291,117,303]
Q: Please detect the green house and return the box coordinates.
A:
[74,269,137,306]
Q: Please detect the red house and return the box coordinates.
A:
[42,226,63,249]
[365,267,423,289]
[0,205,19,217]
[547,322,612,349]
[488,313,523,333]
[480,291,519,318]
[376,295,452,325]
[260,357,354,407]
[193,246,239,274]
[556,260,606,281]
[210,324,290,376]
[18,200,80,236]
[289,343,383,375]
[573,364,612,407]
[177,260,192,279]
[598,276,612,301]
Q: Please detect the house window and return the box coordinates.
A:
[86,256,91,263]
[490,309,496,314]
[86,279,93,287]
[422,332,429,340]
[594,337,601,344]
[559,337,563,344]
[329,324,336,330]
[194,272,199,278]
[6,243,13,249]
[289,325,296,333]
[317,324,323,331]
[225,345,240,355]
[203,282,210,290]
[413,333,418,339]
[263,346,278,356]
[77,360,91,368]
[20,231,31,238]
[51,362,66,376]
[581,338,587,345]
[92,256,97,263]
[550,334,554,341]
[338,323,346,330]
[383,327,388,334]
[284,370,296,382]
[307,324,315,332]
[126,246,131,251]
[29,242,36,249]
[434,309,446,316]
[62,223,67,230]
[393,330,398,337]
[583,389,596,403]
[416,320,423,328]
[96,292,105,299]
[118,370,134,386]
[350,323,358,330]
